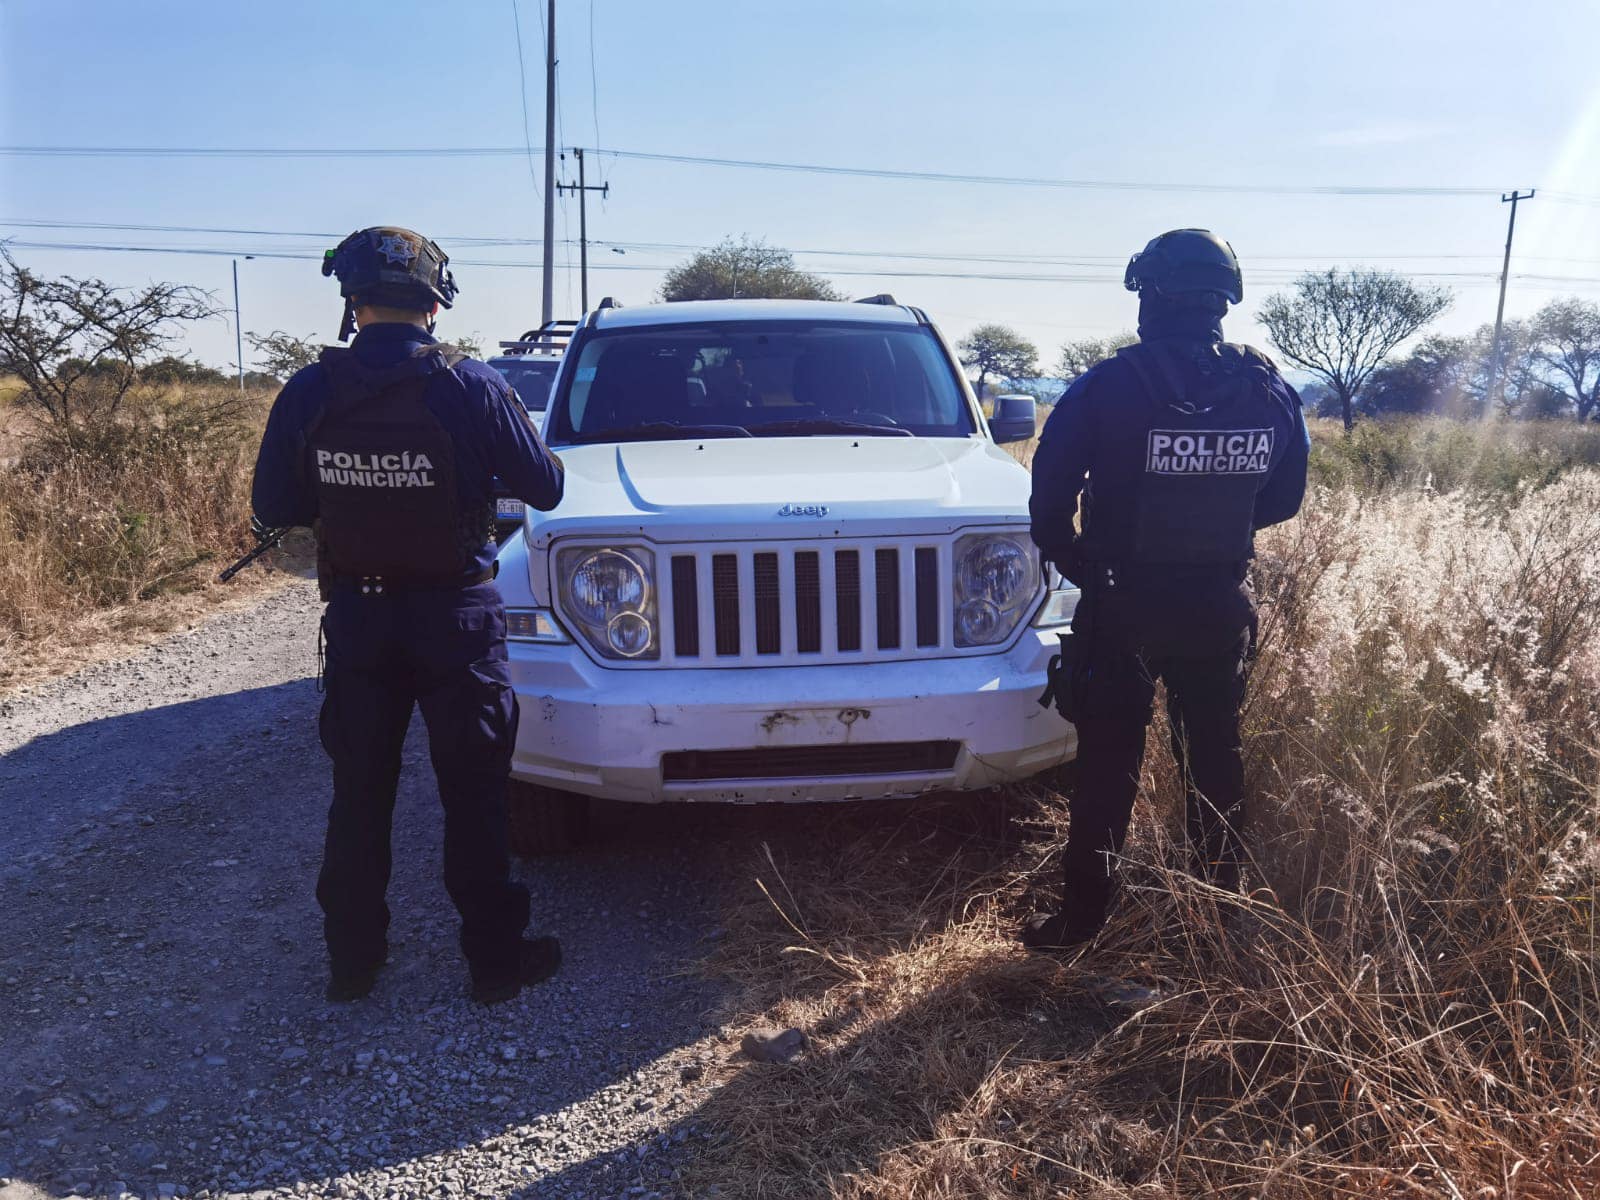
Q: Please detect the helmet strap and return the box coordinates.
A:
[338,297,357,342]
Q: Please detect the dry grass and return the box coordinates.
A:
[0,385,300,687]
[691,463,1600,1197]
[1305,416,1600,493]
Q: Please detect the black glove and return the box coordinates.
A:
[1052,538,1088,589]
[250,513,272,542]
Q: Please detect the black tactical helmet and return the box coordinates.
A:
[323,226,458,309]
[323,226,458,341]
[1124,229,1243,305]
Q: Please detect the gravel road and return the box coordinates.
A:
[0,581,739,1200]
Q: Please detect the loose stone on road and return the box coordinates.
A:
[0,580,735,1198]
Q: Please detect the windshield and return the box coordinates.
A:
[546,320,977,445]
[490,358,560,411]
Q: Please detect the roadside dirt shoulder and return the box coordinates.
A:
[1,580,734,1199]
[0,562,306,699]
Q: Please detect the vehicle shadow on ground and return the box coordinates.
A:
[526,787,1150,1199]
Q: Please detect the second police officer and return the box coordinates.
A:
[1024,229,1310,949]
[251,227,566,1003]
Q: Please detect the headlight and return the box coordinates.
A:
[953,532,1040,647]
[557,546,658,660]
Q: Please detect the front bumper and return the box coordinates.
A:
[507,628,1076,804]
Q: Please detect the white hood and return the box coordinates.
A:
[531,435,1030,542]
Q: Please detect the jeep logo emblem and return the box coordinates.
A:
[777,503,829,517]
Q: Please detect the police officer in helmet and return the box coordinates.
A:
[1024,229,1309,949]
[251,226,566,1002]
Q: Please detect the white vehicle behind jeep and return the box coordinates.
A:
[492,297,1077,851]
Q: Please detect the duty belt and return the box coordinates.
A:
[329,566,496,595]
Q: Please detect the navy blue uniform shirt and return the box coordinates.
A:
[251,323,565,580]
[1029,342,1309,571]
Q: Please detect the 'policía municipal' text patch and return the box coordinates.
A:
[1147,429,1274,476]
[316,449,437,488]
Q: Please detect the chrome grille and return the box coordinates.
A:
[658,538,958,668]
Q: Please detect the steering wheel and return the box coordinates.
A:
[848,410,901,427]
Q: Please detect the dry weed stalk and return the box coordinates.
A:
[0,386,276,680]
[694,471,1600,1199]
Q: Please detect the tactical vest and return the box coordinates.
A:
[306,346,494,581]
[1115,342,1282,566]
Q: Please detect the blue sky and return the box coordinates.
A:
[3,0,1599,375]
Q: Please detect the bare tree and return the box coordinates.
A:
[1530,297,1600,421]
[1055,331,1138,382]
[957,324,1038,401]
[450,332,486,359]
[0,248,220,433]
[245,330,322,383]
[659,237,842,302]
[1258,268,1452,431]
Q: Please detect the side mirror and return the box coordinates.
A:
[988,394,1037,445]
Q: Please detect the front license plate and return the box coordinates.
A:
[496,498,525,519]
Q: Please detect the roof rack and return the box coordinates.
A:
[596,296,620,310]
[855,293,898,306]
[497,318,578,356]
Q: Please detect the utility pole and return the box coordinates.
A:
[1489,188,1535,408]
[232,256,254,390]
[540,0,557,325]
[556,147,610,312]
[232,258,244,392]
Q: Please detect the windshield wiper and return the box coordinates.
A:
[745,418,913,438]
[566,421,753,444]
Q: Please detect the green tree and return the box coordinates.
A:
[997,377,1063,405]
[0,247,220,434]
[659,237,841,302]
[1259,268,1452,431]
[1363,321,1550,420]
[957,323,1038,401]
[139,355,229,387]
[1530,297,1600,421]
[245,330,321,383]
[1055,331,1138,382]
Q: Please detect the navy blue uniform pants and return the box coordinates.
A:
[1063,568,1255,926]
[315,581,528,979]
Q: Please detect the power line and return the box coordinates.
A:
[12,238,1600,291]
[508,0,543,201]
[579,149,1519,199]
[13,218,1600,270]
[7,143,1599,205]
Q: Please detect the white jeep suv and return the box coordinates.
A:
[492,297,1077,851]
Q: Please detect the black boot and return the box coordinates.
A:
[1019,909,1101,952]
[471,935,562,1004]
[326,961,384,1003]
